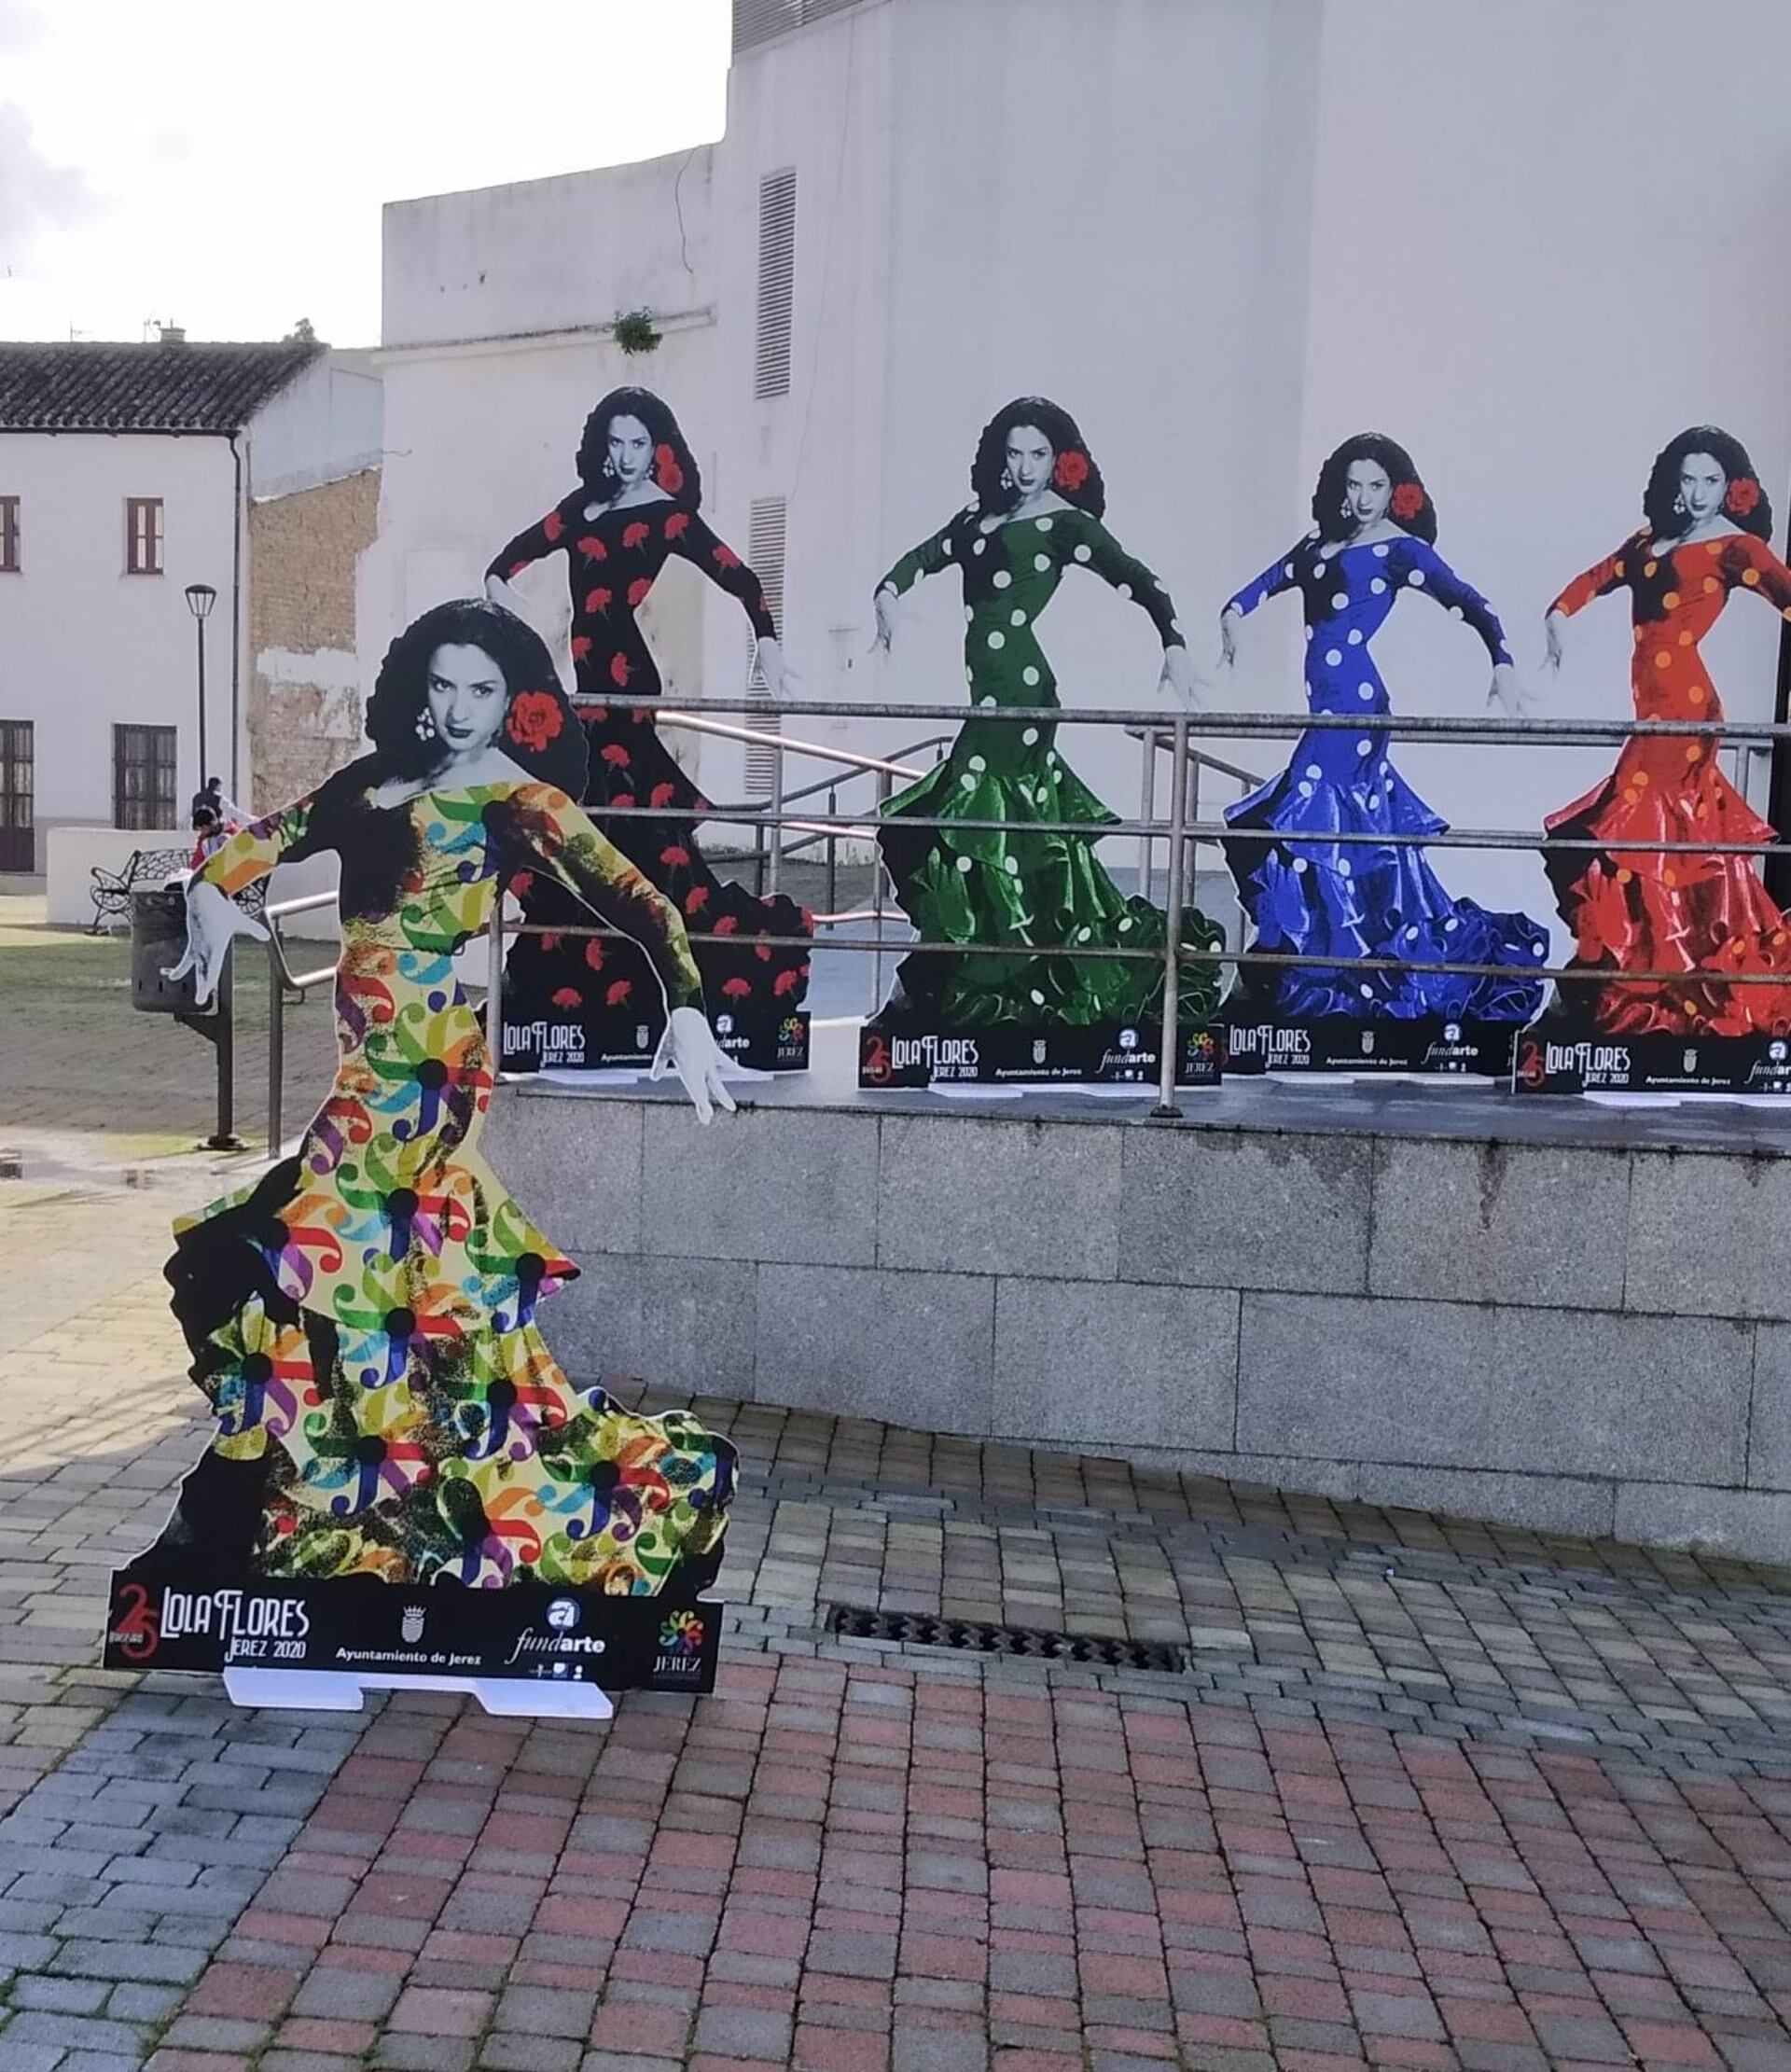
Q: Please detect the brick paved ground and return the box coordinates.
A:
[2,900,1790,2070]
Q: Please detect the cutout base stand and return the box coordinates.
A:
[223,1666,616,1719]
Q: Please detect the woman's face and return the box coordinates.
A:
[1678,452,1728,525]
[1343,458,1392,528]
[1005,424,1054,499]
[607,413,654,487]
[424,644,509,756]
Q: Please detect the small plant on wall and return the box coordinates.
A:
[612,309,662,356]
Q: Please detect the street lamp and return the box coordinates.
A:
[184,582,217,800]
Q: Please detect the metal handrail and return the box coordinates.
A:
[262,688,1791,1131]
[264,888,340,1156]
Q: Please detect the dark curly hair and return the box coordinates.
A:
[574,386,701,506]
[1312,433,1437,546]
[969,396,1106,520]
[365,599,588,794]
[1643,425,1773,542]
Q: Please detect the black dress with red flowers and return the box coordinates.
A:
[487,492,812,1067]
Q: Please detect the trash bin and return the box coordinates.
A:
[131,885,204,1014]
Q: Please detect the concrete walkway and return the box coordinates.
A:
[0,904,1788,2071]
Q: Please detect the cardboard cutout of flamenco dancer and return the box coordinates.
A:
[860,396,1225,1089]
[1518,426,1791,1094]
[1218,435,1549,1075]
[104,602,740,1717]
[486,388,812,1075]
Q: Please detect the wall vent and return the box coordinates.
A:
[743,494,787,798]
[734,0,863,57]
[755,168,797,401]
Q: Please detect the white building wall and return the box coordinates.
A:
[248,352,384,500]
[373,0,1791,925]
[0,431,237,845]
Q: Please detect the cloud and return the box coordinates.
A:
[0,101,95,267]
[0,1,47,52]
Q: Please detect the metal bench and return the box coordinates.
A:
[89,846,266,933]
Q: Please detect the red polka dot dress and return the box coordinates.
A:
[1544,527,1791,1035]
[487,494,812,1050]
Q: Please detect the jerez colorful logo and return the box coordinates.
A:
[659,1609,705,1656]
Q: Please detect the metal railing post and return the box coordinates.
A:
[870,768,891,1011]
[486,902,505,1078]
[267,936,285,1160]
[204,947,241,1150]
[1138,728,1157,907]
[1154,715,1190,1120]
[767,737,786,897]
[826,785,839,916]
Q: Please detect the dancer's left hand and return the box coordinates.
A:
[1159,646,1204,709]
[651,1005,738,1125]
[1486,662,1535,718]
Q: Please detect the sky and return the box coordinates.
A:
[0,0,730,348]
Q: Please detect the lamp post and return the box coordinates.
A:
[184,582,216,798]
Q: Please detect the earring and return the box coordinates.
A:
[1673,491,1687,515]
[1340,496,1352,518]
[415,711,436,741]
[999,466,1014,491]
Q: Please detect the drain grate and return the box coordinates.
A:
[825,1604,1187,1675]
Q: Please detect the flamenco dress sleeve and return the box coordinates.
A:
[1403,541,1513,663]
[880,515,964,600]
[1226,547,1306,622]
[487,502,573,584]
[1732,535,1791,615]
[195,795,317,899]
[667,512,777,639]
[1549,539,1639,619]
[503,784,704,1012]
[1074,515,1186,647]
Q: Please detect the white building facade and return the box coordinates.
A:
[0,337,382,880]
[370,0,1791,933]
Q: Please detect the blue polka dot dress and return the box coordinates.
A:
[1222,531,1548,1022]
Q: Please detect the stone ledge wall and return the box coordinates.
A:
[488,1092,1791,1564]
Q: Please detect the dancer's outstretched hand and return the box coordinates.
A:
[1159,646,1206,710]
[651,1005,738,1125]
[161,880,269,1008]
[1487,661,1536,718]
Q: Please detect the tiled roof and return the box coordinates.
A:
[0,339,322,433]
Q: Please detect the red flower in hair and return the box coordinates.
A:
[721,978,752,999]
[660,844,691,869]
[712,914,739,936]
[542,510,564,543]
[622,521,651,549]
[507,689,563,752]
[653,443,685,495]
[585,588,613,615]
[570,635,592,662]
[628,577,652,607]
[1390,482,1426,521]
[610,653,631,688]
[601,743,632,768]
[1728,477,1761,517]
[605,980,633,1008]
[648,782,676,808]
[1054,451,1090,493]
[551,986,580,1008]
[576,535,606,561]
[713,543,741,569]
[665,511,690,540]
